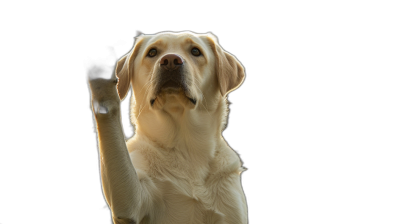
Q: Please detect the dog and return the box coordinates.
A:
[88,31,247,224]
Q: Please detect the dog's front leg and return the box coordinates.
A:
[89,76,141,224]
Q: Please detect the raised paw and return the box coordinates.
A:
[83,46,121,116]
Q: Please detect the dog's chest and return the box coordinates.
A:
[151,176,225,224]
[147,155,226,223]
[130,142,245,223]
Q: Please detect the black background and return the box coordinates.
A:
[0,7,341,224]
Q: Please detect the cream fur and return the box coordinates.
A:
[89,31,247,224]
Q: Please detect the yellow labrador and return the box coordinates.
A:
[89,31,247,224]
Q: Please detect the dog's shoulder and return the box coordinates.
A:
[209,141,244,176]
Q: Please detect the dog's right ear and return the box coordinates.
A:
[115,36,144,100]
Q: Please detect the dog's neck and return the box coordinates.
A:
[130,92,227,164]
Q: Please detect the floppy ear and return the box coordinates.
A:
[115,37,144,100]
[207,34,245,97]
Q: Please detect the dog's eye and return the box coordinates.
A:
[191,48,201,56]
[147,49,157,57]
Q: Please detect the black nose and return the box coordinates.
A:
[160,54,183,71]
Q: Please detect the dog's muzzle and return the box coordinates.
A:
[151,54,196,106]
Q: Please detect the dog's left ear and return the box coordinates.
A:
[206,33,245,97]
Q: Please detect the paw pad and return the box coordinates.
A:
[98,105,109,114]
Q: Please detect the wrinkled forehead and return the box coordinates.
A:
[141,32,210,51]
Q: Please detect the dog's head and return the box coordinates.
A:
[115,31,244,116]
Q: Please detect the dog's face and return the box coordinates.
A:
[115,31,245,116]
[133,33,215,109]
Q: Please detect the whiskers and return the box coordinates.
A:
[138,71,156,94]
[192,77,211,116]
[133,72,212,121]
[136,74,156,121]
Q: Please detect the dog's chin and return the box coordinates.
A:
[150,81,196,109]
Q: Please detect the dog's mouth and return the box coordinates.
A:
[150,79,196,106]
[161,80,181,89]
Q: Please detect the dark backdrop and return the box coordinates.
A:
[0,12,340,224]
